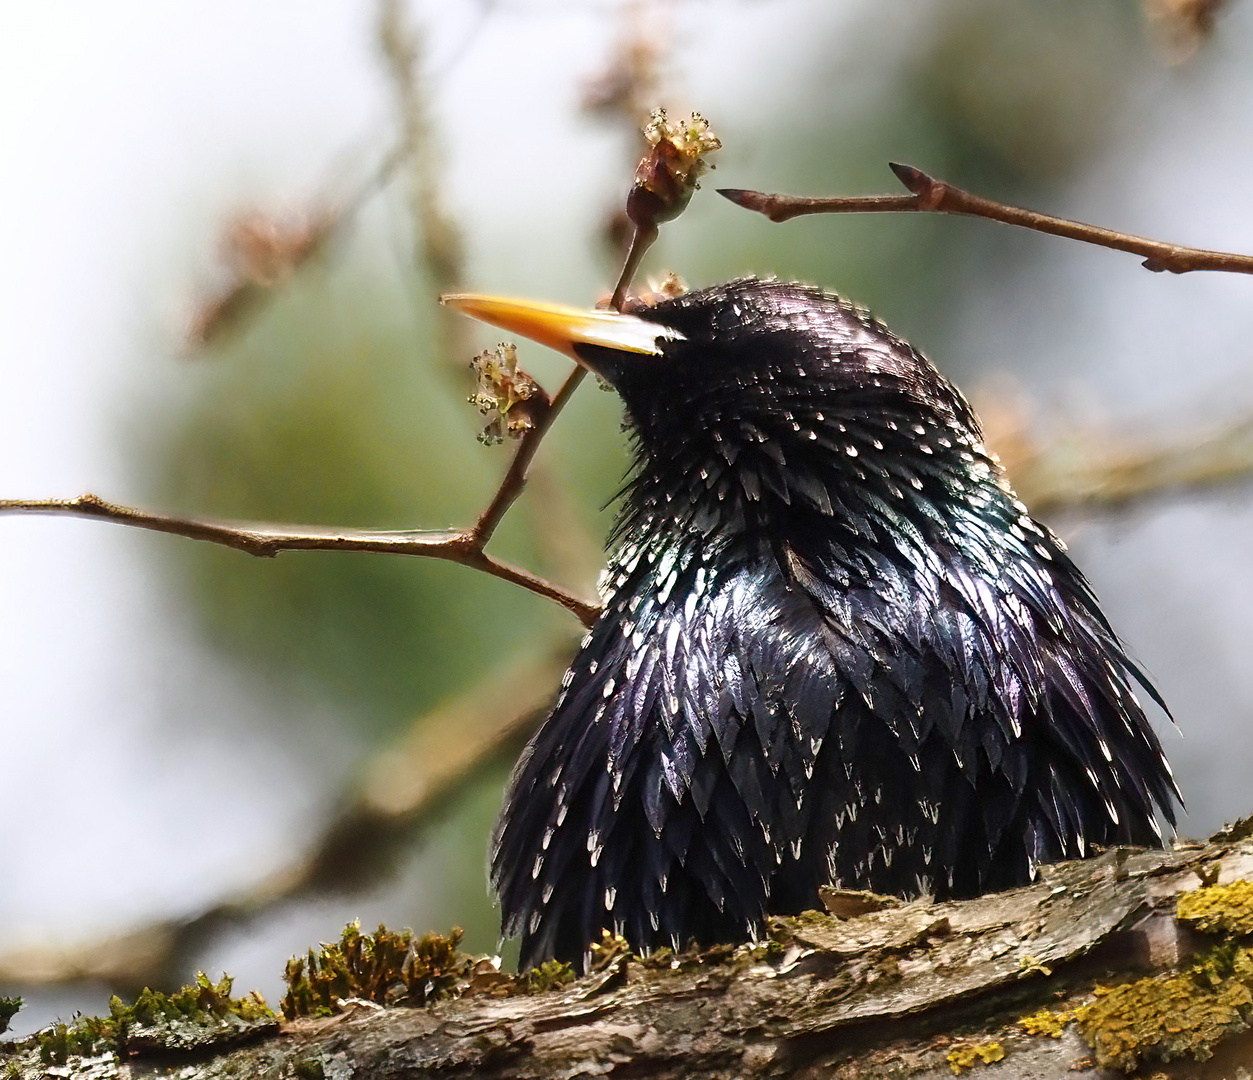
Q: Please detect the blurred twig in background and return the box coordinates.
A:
[186,208,340,348]
[185,0,471,355]
[377,0,469,372]
[981,395,1253,519]
[581,0,666,124]
[0,647,572,992]
[1146,0,1232,63]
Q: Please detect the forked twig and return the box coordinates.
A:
[0,494,600,627]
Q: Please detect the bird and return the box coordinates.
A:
[443,277,1180,971]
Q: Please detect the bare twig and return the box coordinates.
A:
[721,162,1253,275]
[473,366,588,544]
[609,226,659,313]
[0,494,599,627]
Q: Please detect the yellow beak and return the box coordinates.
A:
[440,294,683,361]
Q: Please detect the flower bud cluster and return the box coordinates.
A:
[626,110,721,234]
[468,344,550,445]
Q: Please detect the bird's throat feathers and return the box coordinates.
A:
[609,280,1009,560]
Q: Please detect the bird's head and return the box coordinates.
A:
[445,278,999,542]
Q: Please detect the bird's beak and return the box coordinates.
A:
[440,293,683,363]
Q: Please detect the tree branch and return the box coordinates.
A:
[6,836,1253,1078]
[721,162,1253,275]
[0,494,599,627]
[7,108,724,641]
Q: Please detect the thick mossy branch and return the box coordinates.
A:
[31,973,274,1067]
[280,922,577,1021]
[1058,876,1253,1071]
[6,839,1253,1079]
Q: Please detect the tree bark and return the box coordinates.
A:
[4,836,1253,1079]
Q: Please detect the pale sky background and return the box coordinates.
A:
[3,0,1253,1035]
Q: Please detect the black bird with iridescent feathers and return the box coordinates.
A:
[445,278,1180,970]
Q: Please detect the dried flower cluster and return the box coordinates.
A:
[1146,0,1229,62]
[625,109,721,235]
[467,343,551,445]
[609,110,720,309]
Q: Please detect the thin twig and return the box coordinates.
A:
[0,495,599,627]
[473,366,588,544]
[189,6,457,350]
[609,224,659,312]
[188,135,412,350]
[720,162,1253,275]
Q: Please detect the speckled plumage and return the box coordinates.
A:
[492,278,1179,970]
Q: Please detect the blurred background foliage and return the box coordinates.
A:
[3,0,1251,1035]
[147,0,1167,951]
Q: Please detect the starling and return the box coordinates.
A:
[444,278,1180,970]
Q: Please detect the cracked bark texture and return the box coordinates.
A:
[4,837,1253,1080]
